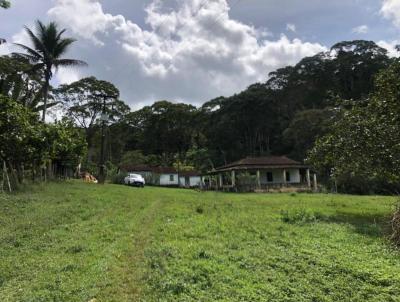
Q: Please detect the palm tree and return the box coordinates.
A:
[14,20,87,122]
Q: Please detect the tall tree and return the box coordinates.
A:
[13,20,87,122]
[55,77,130,162]
[308,60,400,193]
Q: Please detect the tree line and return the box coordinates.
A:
[1,5,399,193]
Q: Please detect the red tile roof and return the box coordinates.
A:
[215,156,305,171]
[120,165,200,176]
[179,171,201,177]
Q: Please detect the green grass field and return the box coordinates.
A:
[1,182,400,302]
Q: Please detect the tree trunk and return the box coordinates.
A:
[16,163,24,184]
[42,72,51,123]
[7,161,19,190]
[47,159,53,180]
[32,160,36,182]
[3,161,12,192]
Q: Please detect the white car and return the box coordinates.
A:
[124,173,145,187]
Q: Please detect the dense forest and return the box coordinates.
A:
[99,39,397,194]
[1,10,400,193]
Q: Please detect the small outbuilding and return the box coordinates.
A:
[205,156,317,192]
[179,171,202,188]
[120,164,202,188]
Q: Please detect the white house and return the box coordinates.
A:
[121,165,201,188]
[179,171,202,188]
[156,167,179,186]
[206,156,317,192]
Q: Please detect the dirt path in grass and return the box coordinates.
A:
[100,198,163,301]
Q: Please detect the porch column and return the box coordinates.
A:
[306,169,311,188]
[231,170,236,187]
[256,170,261,189]
[282,169,287,186]
[219,173,223,189]
[313,173,318,191]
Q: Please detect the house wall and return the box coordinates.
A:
[160,173,179,186]
[190,176,202,187]
[259,168,301,184]
[179,176,202,187]
[128,171,152,178]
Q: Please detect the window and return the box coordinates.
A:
[170,174,175,181]
[285,171,291,182]
[267,172,273,182]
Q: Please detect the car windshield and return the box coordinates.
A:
[129,174,141,178]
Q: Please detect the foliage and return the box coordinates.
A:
[127,101,198,164]
[0,182,398,301]
[280,208,323,224]
[0,95,41,165]
[391,201,400,247]
[42,120,87,169]
[0,0,10,8]
[111,172,126,184]
[283,109,333,160]
[0,95,86,189]
[55,76,129,162]
[309,60,400,192]
[0,96,39,188]
[0,55,48,111]
[13,20,87,121]
[196,40,391,166]
[119,150,147,168]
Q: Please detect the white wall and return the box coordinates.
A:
[259,168,301,184]
[160,173,179,186]
[128,171,152,178]
[179,176,202,187]
[189,176,201,187]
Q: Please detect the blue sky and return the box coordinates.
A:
[1,0,400,108]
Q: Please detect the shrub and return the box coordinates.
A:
[195,205,204,214]
[280,208,320,224]
[390,202,400,246]
[111,172,126,184]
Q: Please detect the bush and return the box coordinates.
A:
[280,208,322,224]
[391,202,400,247]
[111,172,126,184]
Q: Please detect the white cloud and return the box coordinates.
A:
[352,25,368,34]
[377,40,400,57]
[56,68,81,84]
[381,0,400,28]
[47,0,326,106]
[286,23,296,32]
[0,28,31,55]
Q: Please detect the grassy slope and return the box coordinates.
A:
[0,182,399,302]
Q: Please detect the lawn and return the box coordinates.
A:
[0,182,399,302]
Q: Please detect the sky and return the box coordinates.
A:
[1,0,400,109]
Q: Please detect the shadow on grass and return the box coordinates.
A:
[281,208,392,238]
[323,211,391,238]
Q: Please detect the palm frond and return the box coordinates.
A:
[24,25,46,55]
[13,43,42,60]
[53,38,76,58]
[11,52,41,63]
[30,63,46,73]
[55,28,67,41]
[54,59,88,68]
